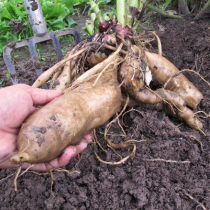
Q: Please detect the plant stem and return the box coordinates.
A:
[116,0,126,27]
[129,0,138,7]
[178,0,190,15]
[126,0,139,28]
[147,4,182,19]
[89,0,103,22]
[194,0,210,20]
[133,0,151,30]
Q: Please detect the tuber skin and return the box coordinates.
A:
[86,52,108,67]
[10,65,121,165]
[131,45,203,109]
[119,49,203,130]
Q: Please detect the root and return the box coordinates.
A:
[154,88,203,130]
[103,95,130,149]
[142,158,191,164]
[117,114,127,138]
[44,163,55,197]
[94,129,107,153]
[33,47,89,88]
[14,164,22,191]
[92,62,115,87]
[184,191,207,210]
[51,60,71,91]
[23,171,49,176]
[103,43,127,54]
[64,43,124,93]
[53,168,80,176]
[122,108,145,127]
[49,68,62,89]
[94,144,136,165]
[46,162,80,176]
[194,111,210,119]
[144,31,162,56]
[20,164,35,176]
[94,95,147,165]
[188,136,204,152]
[0,173,15,182]
[107,144,123,160]
[94,95,134,164]
[164,69,210,89]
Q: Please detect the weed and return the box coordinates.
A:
[51,52,56,56]
[11,51,19,64]
[36,48,45,64]
[61,48,66,56]
[6,73,11,79]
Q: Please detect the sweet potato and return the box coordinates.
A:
[132,45,203,109]
[10,64,121,164]
[118,48,202,130]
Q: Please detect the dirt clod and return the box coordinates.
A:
[9,19,26,34]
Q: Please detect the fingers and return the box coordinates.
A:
[55,146,77,167]
[82,132,93,143]
[74,132,93,156]
[18,84,62,105]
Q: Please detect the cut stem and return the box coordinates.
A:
[117,0,126,27]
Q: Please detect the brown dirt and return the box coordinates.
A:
[1,12,210,210]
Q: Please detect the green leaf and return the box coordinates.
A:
[6,73,11,79]
[46,17,65,31]
[65,16,77,27]
[164,0,172,10]
[61,0,74,14]
[42,2,66,19]
[72,0,89,6]
[0,7,13,20]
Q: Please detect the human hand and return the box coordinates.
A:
[0,84,92,171]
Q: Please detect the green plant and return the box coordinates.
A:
[61,48,66,56]
[0,0,91,56]
[59,35,75,44]
[36,48,45,64]
[6,73,11,79]
[10,50,20,64]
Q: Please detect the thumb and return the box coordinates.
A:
[18,84,63,105]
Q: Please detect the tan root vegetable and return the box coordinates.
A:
[131,45,203,108]
[118,47,203,130]
[51,61,71,91]
[86,51,108,67]
[10,63,121,164]
[32,47,88,88]
[155,89,203,130]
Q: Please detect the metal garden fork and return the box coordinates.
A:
[3,0,80,88]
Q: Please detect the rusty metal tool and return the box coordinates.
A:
[3,0,80,88]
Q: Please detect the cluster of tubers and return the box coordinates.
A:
[10,32,203,167]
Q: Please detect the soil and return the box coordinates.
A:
[1,9,210,210]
